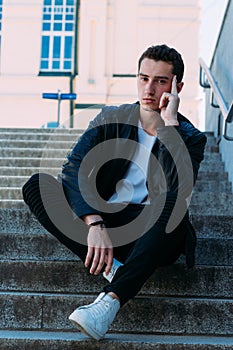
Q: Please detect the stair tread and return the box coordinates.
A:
[0,292,232,335]
[0,261,232,298]
[1,330,233,346]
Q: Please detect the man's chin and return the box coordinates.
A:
[141,104,160,113]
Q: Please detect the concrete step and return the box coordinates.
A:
[1,230,232,266]
[205,144,219,153]
[0,186,232,201]
[196,171,229,181]
[0,166,228,181]
[0,260,232,298]
[0,199,26,209]
[0,127,83,133]
[190,192,233,215]
[0,209,232,238]
[202,152,222,162]
[0,148,222,163]
[194,179,232,193]
[0,139,219,154]
[0,147,223,159]
[192,214,233,238]
[1,200,24,208]
[199,161,224,172]
[0,167,60,176]
[1,187,232,212]
[0,133,81,141]
[0,148,70,158]
[0,128,83,142]
[0,157,226,173]
[0,188,24,200]
[0,176,32,187]
[0,175,231,193]
[0,157,63,167]
[0,139,80,149]
[0,331,233,350]
[0,127,209,135]
[0,292,232,335]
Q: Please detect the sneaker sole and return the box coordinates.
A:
[69,314,103,341]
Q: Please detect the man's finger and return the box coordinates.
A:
[85,246,94,267]
[94,248,106,275]
[90,248,100,274]
[159,93,169,110]
[171,75,178,95]
[105,248,114,275]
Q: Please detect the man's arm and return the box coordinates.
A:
[60,113,115,276]
[156,74,206,198]
[156,125,206,198]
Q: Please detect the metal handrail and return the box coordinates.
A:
[199,57,233,141]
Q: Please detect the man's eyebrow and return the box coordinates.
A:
[138,73,170,80]
[138,73,148,77]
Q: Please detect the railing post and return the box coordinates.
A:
[199,57,233,141]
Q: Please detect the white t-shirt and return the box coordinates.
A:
[108,121,156,204]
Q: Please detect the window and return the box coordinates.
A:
[0,1,2,29]
[40,0,77,73]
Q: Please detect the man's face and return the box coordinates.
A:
[137,58,176,112]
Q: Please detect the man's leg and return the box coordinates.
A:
[23,174,142,340]
[22,173,88,262]
[23,173,138,267]
[69,193,188,339]
[104,192,188,305]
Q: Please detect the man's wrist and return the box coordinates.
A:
[88,220,107,230]
[164,120,179,126]
[83,214,103,225]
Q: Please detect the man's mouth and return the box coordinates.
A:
[143,98,156,103]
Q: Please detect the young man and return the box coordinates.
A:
[23,44,206,340]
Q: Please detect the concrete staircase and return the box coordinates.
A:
[0,127,233,349]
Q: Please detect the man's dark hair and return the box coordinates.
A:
[138,44,184,83]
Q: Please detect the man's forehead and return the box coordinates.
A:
[139,59,173,76]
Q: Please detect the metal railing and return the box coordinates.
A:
[199,57,233,141]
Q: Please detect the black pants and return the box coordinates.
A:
[22,173,188,306]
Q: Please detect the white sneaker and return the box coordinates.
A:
[103,258,123,282]
[69,292,120,340]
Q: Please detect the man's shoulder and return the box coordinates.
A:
[177,112,194,126]
[101,103,139,117]
[177,113,207,142]
[178,113,203,132]
[90,102,140,128]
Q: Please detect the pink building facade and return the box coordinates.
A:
[0,0,201,129]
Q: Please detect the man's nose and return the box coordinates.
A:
[145,81,155,94]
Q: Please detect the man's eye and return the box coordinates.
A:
[140,77,148,82]
[157,79,167,85]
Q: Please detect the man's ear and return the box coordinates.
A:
[177,82,184,94]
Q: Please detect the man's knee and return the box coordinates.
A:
[22,172,57,205]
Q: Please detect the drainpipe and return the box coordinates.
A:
[69,0,79,128]
[69,74,76,128]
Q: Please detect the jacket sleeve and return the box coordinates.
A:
[59,114,105,219]
[156,123,207,200]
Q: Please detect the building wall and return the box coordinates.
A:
[0,0,71,128]
[75,0,201,129]
[0,0,201,129]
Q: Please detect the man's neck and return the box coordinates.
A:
[139,107,164,136]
